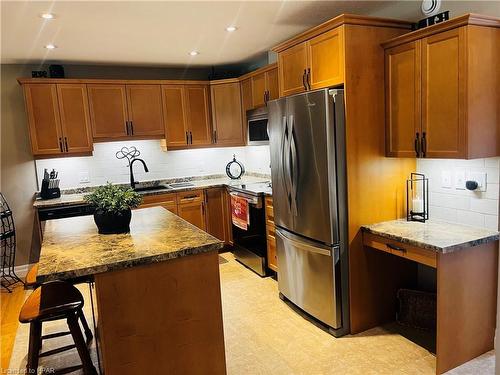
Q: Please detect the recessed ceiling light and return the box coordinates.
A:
[44,44,57,50]
[189,51,199,56]
[226,26,237,32]
[40,13,55,19]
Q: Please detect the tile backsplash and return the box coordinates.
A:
[35,140,271,190]
[417,157,499,230]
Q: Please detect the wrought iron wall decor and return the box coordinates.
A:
[116,146,141,166]
[0,193,24,292]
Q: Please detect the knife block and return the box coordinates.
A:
[40,179,61,200]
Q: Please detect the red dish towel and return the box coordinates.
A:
[231,194,250,230]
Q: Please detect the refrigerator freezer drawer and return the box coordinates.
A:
[276,228,342,329]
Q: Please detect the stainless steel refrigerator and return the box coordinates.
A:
[268,88,349,336]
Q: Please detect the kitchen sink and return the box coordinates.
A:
[169,182,195,188]
[134,184,172,193]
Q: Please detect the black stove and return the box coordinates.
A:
[227,181,272,197]
[227,181,272,276]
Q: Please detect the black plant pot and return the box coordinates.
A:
[93,209,132,234]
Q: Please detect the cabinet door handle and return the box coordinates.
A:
[414,132,420,157]
[130,121,134,135]
[189,131,193,144]
[306,68,311,90]
[302,69,307,90]
[387,243,406,253]
[421,132,427,158]
[64,137,69,152]
[125,121,129,135]
[58,137,63,153]
[186,131,189,145]
[213,130,217,143]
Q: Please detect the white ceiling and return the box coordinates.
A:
[1,1,498,67]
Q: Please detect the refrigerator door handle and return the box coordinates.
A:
[281,116,293,211]
[289,115,298,216]
[276,228,332,256]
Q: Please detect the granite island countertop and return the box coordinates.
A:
[33,175,271,208]
[37,207,223,282]
[362,219,499,253]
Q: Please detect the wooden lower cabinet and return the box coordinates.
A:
[176,190,206,230]
[139,188,234,242]
[140,193,178,214]
[178,201,205,230]
[265,196,277,272]
[205,188,230,244]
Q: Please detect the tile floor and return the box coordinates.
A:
[8,252,494,374]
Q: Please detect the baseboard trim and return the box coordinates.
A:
[1,263,32,279]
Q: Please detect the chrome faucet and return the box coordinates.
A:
[129,158,149,189]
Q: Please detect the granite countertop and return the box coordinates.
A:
[362,219,499,253]
[36,207,223,282]
[33,175,271,208]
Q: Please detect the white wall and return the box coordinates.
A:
[35,140,271,190]
[417,157,499,230]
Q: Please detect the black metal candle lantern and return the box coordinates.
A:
[406,173,429,222]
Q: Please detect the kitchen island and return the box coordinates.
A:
[37,207,226,375]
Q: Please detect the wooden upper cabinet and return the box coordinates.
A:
[56,84,93,154]
[278,42,308,97]
[277,26,344,97]
[384,19,499,159]
[240,65,279,111]
[307,27,344,90]
[252,72,267,108]
[421,28,465,159]
[385,41,421,157]
[23,84,63,155]
[88,84,128,139]
[210,81,244,146]
[266,68,279,101]
[126,85,164,137]
[241,78,253,115]
[162,85,189,148]
[185,85,212,146]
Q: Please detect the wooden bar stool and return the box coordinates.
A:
[19,280,97,375]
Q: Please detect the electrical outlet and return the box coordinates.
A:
[79,171,90,183]
[454,170,466,190]
[441,171,452,188]
[467,171,487,192]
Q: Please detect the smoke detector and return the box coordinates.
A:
[421,0,441,16]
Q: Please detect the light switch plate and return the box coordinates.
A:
[454,170,466,190]
[79,171,90,183]
[441,171,452,188]
[467,171,487,192]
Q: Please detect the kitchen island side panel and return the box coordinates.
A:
[95,250,226,375]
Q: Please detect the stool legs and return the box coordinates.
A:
[67,312,97,375]
[26,321,42,374]
[78,309,93,343]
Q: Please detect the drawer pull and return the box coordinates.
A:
[387,243,406,253]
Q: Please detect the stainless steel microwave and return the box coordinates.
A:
[247,107,269,145]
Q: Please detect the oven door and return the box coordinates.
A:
[230,192,268,276]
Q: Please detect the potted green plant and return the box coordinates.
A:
[84,183,142,234]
